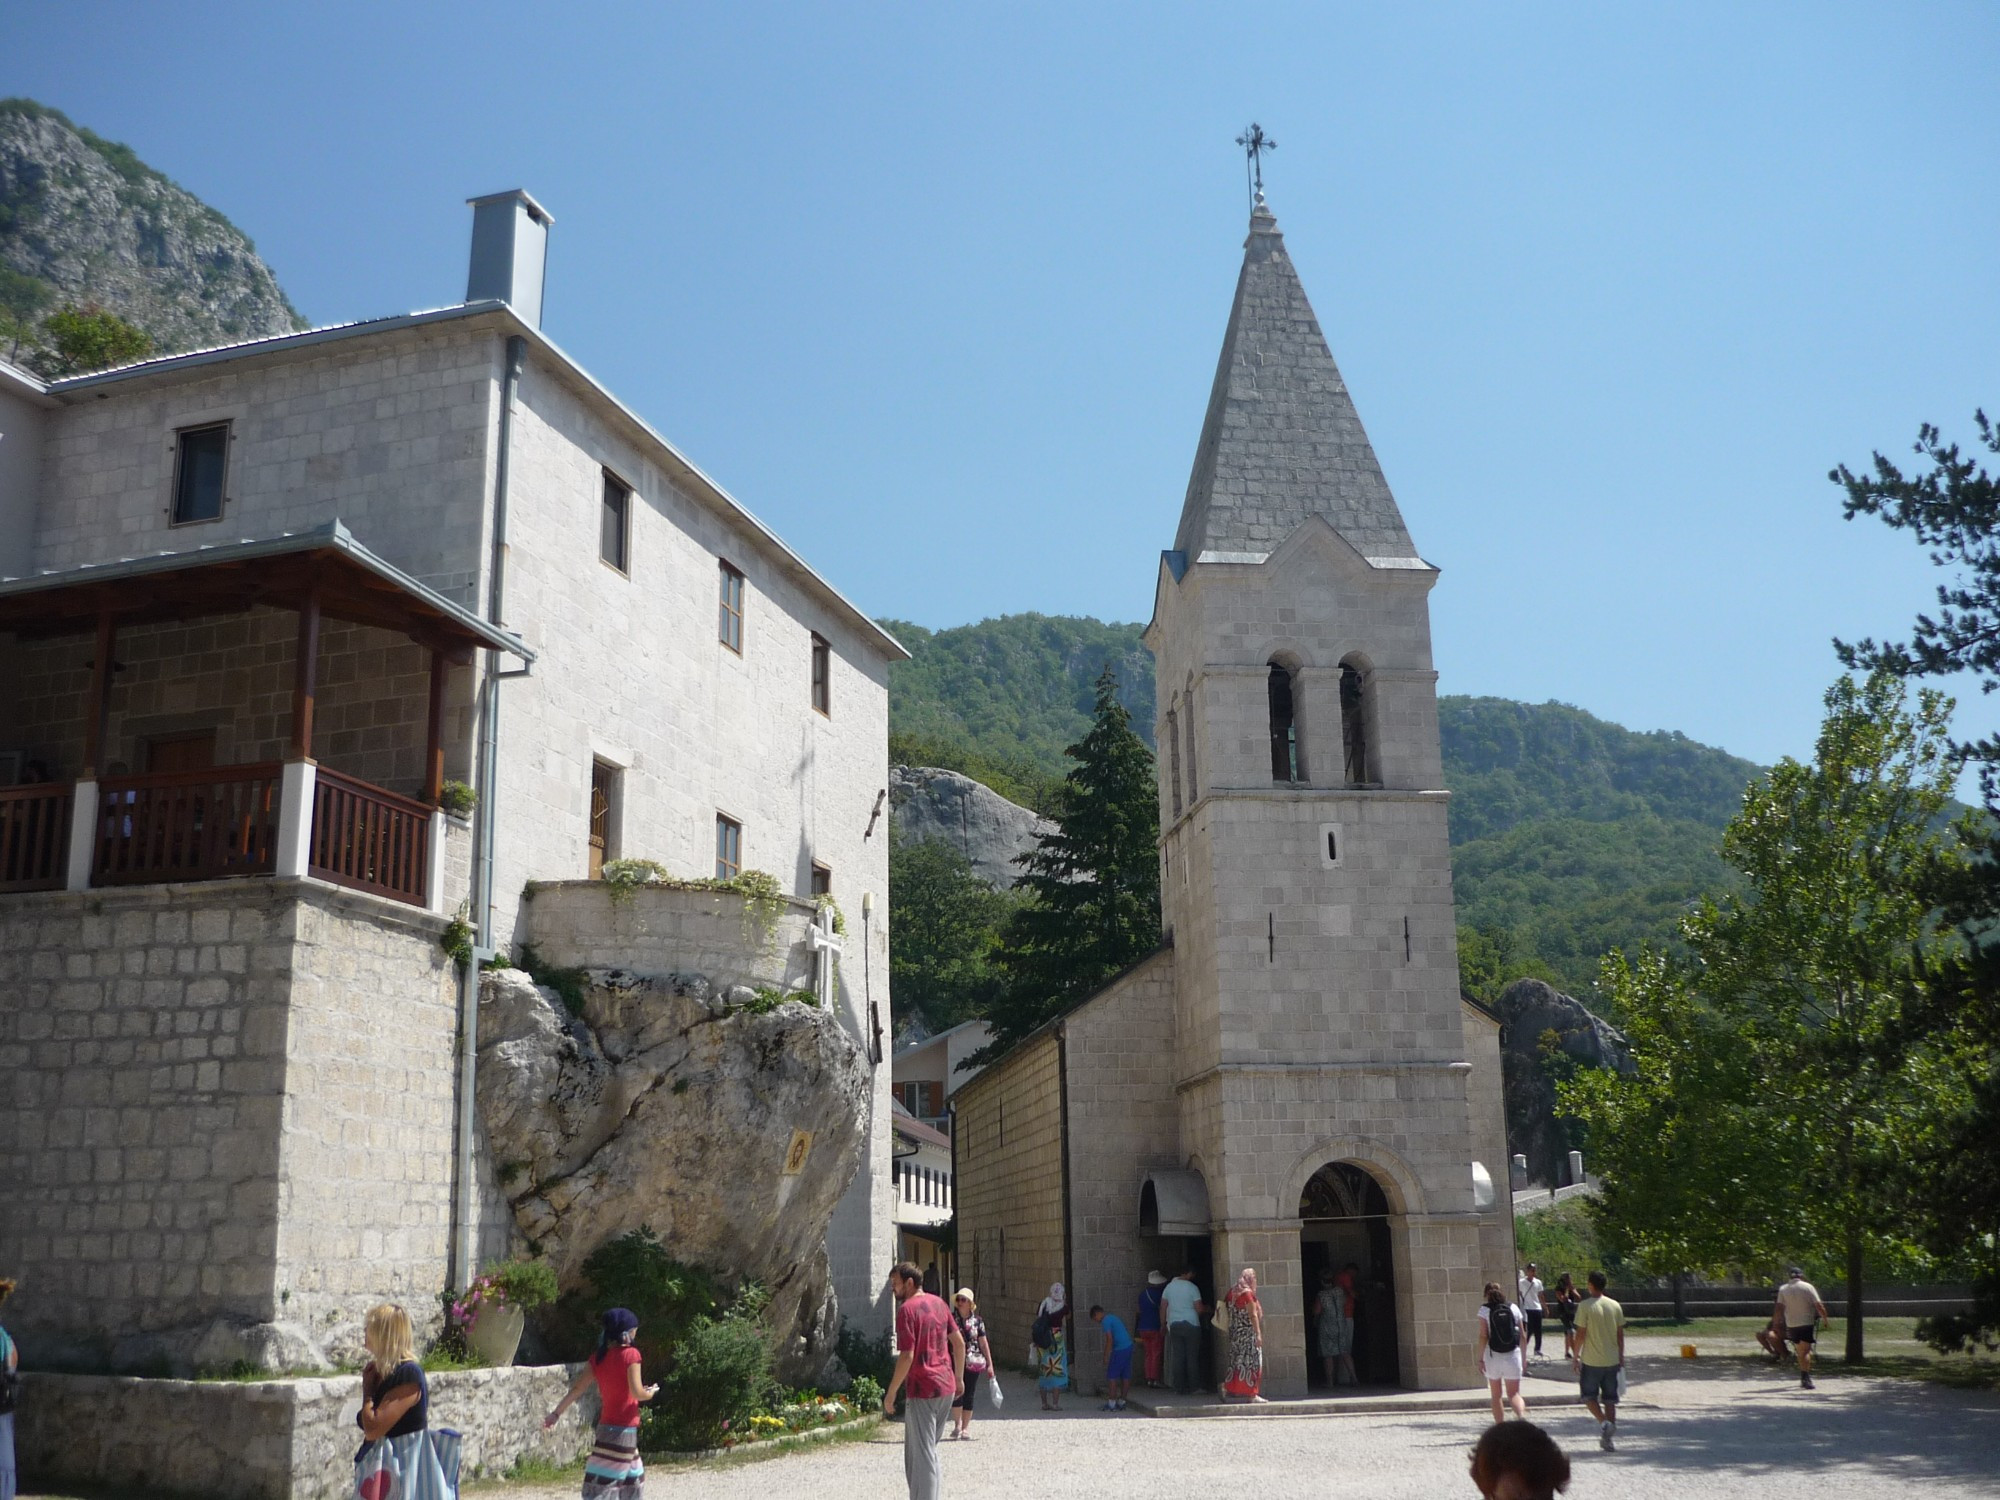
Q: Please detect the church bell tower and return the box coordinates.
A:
[1142,193,1511,1393]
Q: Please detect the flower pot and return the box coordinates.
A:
[468,1301,525,1367]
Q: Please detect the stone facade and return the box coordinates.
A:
[0,878,513,1367]
[13,1363,596,1500]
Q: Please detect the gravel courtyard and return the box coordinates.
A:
[494,1352,2000,1500]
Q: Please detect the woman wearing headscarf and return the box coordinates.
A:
[1033,1282,1068,1410]
[1220,1268,1266,1402]
[949,1288,992,1439]
[545,1308,657,1498]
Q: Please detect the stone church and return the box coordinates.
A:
[952,195,1513,1396]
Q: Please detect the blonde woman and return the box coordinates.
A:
[354,1303,457,1497]
[949,1289,993,1439]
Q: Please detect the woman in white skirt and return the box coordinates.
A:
[1473,1281,1529,1424]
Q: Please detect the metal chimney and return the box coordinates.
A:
[465,190,553,328]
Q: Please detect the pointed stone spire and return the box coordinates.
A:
[1173,199,1420,565]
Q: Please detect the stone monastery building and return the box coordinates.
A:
[0,192,901,1368]
[953,197,1513,1397]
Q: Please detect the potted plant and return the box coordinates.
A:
[439,779,478,818]
[452,1258,559,1366]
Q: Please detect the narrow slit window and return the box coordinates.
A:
[588,760,618,878]
[715,813,742,879]
[1184,681,1198,800]
[171,423,229,525]
[1268,663,1303,783]
[600,470,631,572]
[1166,704,1184,817]
[718,562,745,652]
[811,634,831,715]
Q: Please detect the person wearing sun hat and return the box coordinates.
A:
[1135,1271,1168,1387]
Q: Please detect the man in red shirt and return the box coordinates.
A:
[885,1261,966,1500]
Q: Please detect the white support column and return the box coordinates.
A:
[426,807,448,914]
[65,779,99,891]
[275,760,317,879]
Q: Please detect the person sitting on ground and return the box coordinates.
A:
[1474,1281,1529,1424]
[1755,1308,1790,1362]
[1089,1305,1134,1411]
[1468,1420,1572,1499]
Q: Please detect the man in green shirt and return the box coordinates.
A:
[1573,1269,1626,1451]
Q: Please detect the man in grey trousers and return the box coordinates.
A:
[885,1260,966,1500]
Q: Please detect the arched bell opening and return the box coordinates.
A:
[1298,1160,1401,1390]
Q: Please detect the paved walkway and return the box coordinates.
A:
[480,1351,2000,1499]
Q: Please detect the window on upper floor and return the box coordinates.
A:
[170,423,230,525]
[1268,661,1305,783]
[600,470,631,573]
[811,634,831,715]
[1341,661,1372,785]
[715,812,742,880]
[588,760,620,878]
[1166,702,1184,818]
[719,561,745,653]
[810,861,832,897]
[1184,677,1198,800]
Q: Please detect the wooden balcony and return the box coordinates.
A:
[0,783,72,893]
[95,763,282,886]
[308,767,431,906]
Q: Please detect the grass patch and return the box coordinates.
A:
[643,1412,883,1470]
[1627,1316,2000,1390]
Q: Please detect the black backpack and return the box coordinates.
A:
[1487,1302,1520,1354]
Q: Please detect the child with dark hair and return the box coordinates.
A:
[545,1308,657,1498]
[1469,1420,1571,1499]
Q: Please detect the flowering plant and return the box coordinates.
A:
[450,1258,559,1325]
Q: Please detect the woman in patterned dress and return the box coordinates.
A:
[546,1308,656,1498]
[1033,1283,1069,1411]
[1221,1268,1266,1402]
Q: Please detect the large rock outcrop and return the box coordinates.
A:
[477,966,870,1383]
[890,765,1050,889]
[0,99,303,374]
[1494,978,1633,1187]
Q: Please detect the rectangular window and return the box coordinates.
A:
[715,813,742,879]
[810,634,831,715]
[171,423,229,525]
[600,471,630,573]
[810,862,832,897]
[718,562,745,653]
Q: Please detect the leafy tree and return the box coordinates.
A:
[888,834,1017,1032]
[1835,411,2000,1351]
[40,303,151,376]
[979,666,1161,1054]
[1566,672,1974,1359]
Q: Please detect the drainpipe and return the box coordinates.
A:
[453,333,526,1289]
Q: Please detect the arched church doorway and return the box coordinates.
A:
[1298,1161,1400,1389]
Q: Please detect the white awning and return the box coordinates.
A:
[1139,1170,1211,1236]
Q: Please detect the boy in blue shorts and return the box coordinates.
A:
[1090,1305,1134,1410]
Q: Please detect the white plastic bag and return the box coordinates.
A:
[985,1372,1005,1409]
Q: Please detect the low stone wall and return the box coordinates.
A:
[15,1363,594,1500]
[518,879,819,991]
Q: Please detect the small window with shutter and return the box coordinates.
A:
[715,813,742,879]
[811,634,831,715]
[719,562,745,653]
[600,470,631,573]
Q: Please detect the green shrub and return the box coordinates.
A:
[836,1320,895,1386]
[847,1374,884,1410]
[646,1298,775,1452]
[486,1257,560,1311]
[544,1227,719,1372]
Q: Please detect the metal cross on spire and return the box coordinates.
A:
[1236,122,1276,212]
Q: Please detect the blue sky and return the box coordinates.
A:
[8,3,1998,769]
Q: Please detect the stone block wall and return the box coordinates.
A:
[516,879,819,992]
[14,1363,595,1500]
[950,1033,1064,1369]
[0,607,477,800]
[1056,951,1180,1394]
[0,878,474,1367]
[1459,1000,1517,1286]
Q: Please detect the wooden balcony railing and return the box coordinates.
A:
[309,766,431,906]
[95,764,281,885]
[0,783,72,893]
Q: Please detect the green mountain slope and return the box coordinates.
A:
[887,613,1758,996]
[0,98,303,375]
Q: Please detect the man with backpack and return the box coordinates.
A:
[1474,1280,1529,1423]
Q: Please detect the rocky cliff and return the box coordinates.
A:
[1494,977,1634,1187]
[477,966,869,1385]
[889,764,1049,889]
[0,99,302,374]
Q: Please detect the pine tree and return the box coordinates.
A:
[980,666,1161,1052]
